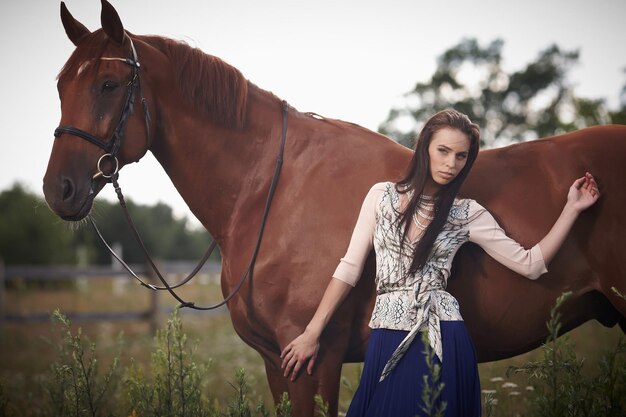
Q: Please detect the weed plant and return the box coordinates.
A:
[125,308,213,416]
[21,309,293,417]
[43,309,122,417]
[420,330,447,417]
[4,294,625,416]
[0,380,9,417]
[507,290,626,417]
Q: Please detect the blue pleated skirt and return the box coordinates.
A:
[346,321,481,417]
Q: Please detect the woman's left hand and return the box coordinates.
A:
[567,172,600,213]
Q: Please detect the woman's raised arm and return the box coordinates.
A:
[469,172,600,279]
[538,172,600,264]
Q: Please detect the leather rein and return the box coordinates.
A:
[53,36,289,310]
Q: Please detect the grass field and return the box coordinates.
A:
[1,278,624,415]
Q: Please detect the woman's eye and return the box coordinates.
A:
[101,81,118,93]
[438,148,448,154]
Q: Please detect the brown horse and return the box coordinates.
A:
[43,1,626,415]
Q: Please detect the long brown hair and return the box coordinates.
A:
[396,109,480,274]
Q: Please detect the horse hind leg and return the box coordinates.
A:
[592,286,626,334]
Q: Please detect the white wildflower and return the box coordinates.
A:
[508,391,521,396]
[490,377,504,382]
[482,389,497,395]
[525,386,535,391]
[502,382,518,389]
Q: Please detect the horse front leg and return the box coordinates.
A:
[304,354,344,417]
[261,349,343,417]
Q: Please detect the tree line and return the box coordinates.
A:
[379,38,626,148]
[3,38,624,266]
[0,183,215,265]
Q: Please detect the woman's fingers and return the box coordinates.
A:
[573,173,601,209]
[307,357,316,375]
[281,345,304,378]
[280,333,319,380]
[284,354,308,380]
[568,173,600,211]
[283,353,297,377]
[280,344,292,367]
[573,176,586,189]
[281,353,290,371]
[589,174,600,196]
[583,175,600,198]
[291,359,303,381]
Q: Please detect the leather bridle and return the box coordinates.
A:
[52,34,289,310]
[54,37,152,179]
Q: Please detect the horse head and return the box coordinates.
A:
[43,0,153,221]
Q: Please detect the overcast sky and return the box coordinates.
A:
[1,0,625,222]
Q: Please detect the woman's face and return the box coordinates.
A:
[426,127,470,191]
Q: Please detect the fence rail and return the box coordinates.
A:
[0,259,223,331]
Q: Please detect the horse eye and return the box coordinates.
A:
[101,80,119,93]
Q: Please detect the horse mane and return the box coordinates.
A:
[58,31,249,130]
[144,35,248,130]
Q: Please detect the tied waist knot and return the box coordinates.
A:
[378,280,448,382]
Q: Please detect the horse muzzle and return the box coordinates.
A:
[43,173,103,221]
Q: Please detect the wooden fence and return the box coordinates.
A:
[0,258,223,332]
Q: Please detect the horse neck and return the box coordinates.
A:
[148,85,282,242]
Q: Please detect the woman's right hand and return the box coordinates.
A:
[279,278,354,381]
[280,329,320,381]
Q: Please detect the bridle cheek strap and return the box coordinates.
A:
[52,36,151,179]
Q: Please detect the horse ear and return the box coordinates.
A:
[60,2,91,46]
[100,0,126,45]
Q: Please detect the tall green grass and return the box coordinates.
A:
[487,289,626,417]
[1,283,624,416]
[0,309,340,417]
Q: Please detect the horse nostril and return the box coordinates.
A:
[62,177,75,201]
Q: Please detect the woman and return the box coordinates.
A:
[280,109,599,416]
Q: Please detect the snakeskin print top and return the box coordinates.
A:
[333,182,547,380]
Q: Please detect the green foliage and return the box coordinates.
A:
[89,199,216,265]
[340,363,362,398]
[380,38,626,148]
[0,183,76,264]
[274,392,292,417]
[0,184,218,265]
[43,310,121,417]
[125,312,281,417]
[3,304,625,416]
[0,380,11,417]
[125,308,213,417]
[509,292,626,417]
[313,394,329,417]
[221,370,294,417]
[612,286,626,302]
[483,390,496,417]
[224,368,256,417]
[419,331,447,417]
[609,73,626,125]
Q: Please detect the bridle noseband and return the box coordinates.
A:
[52,34,290,310]
[54,37,151,180]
